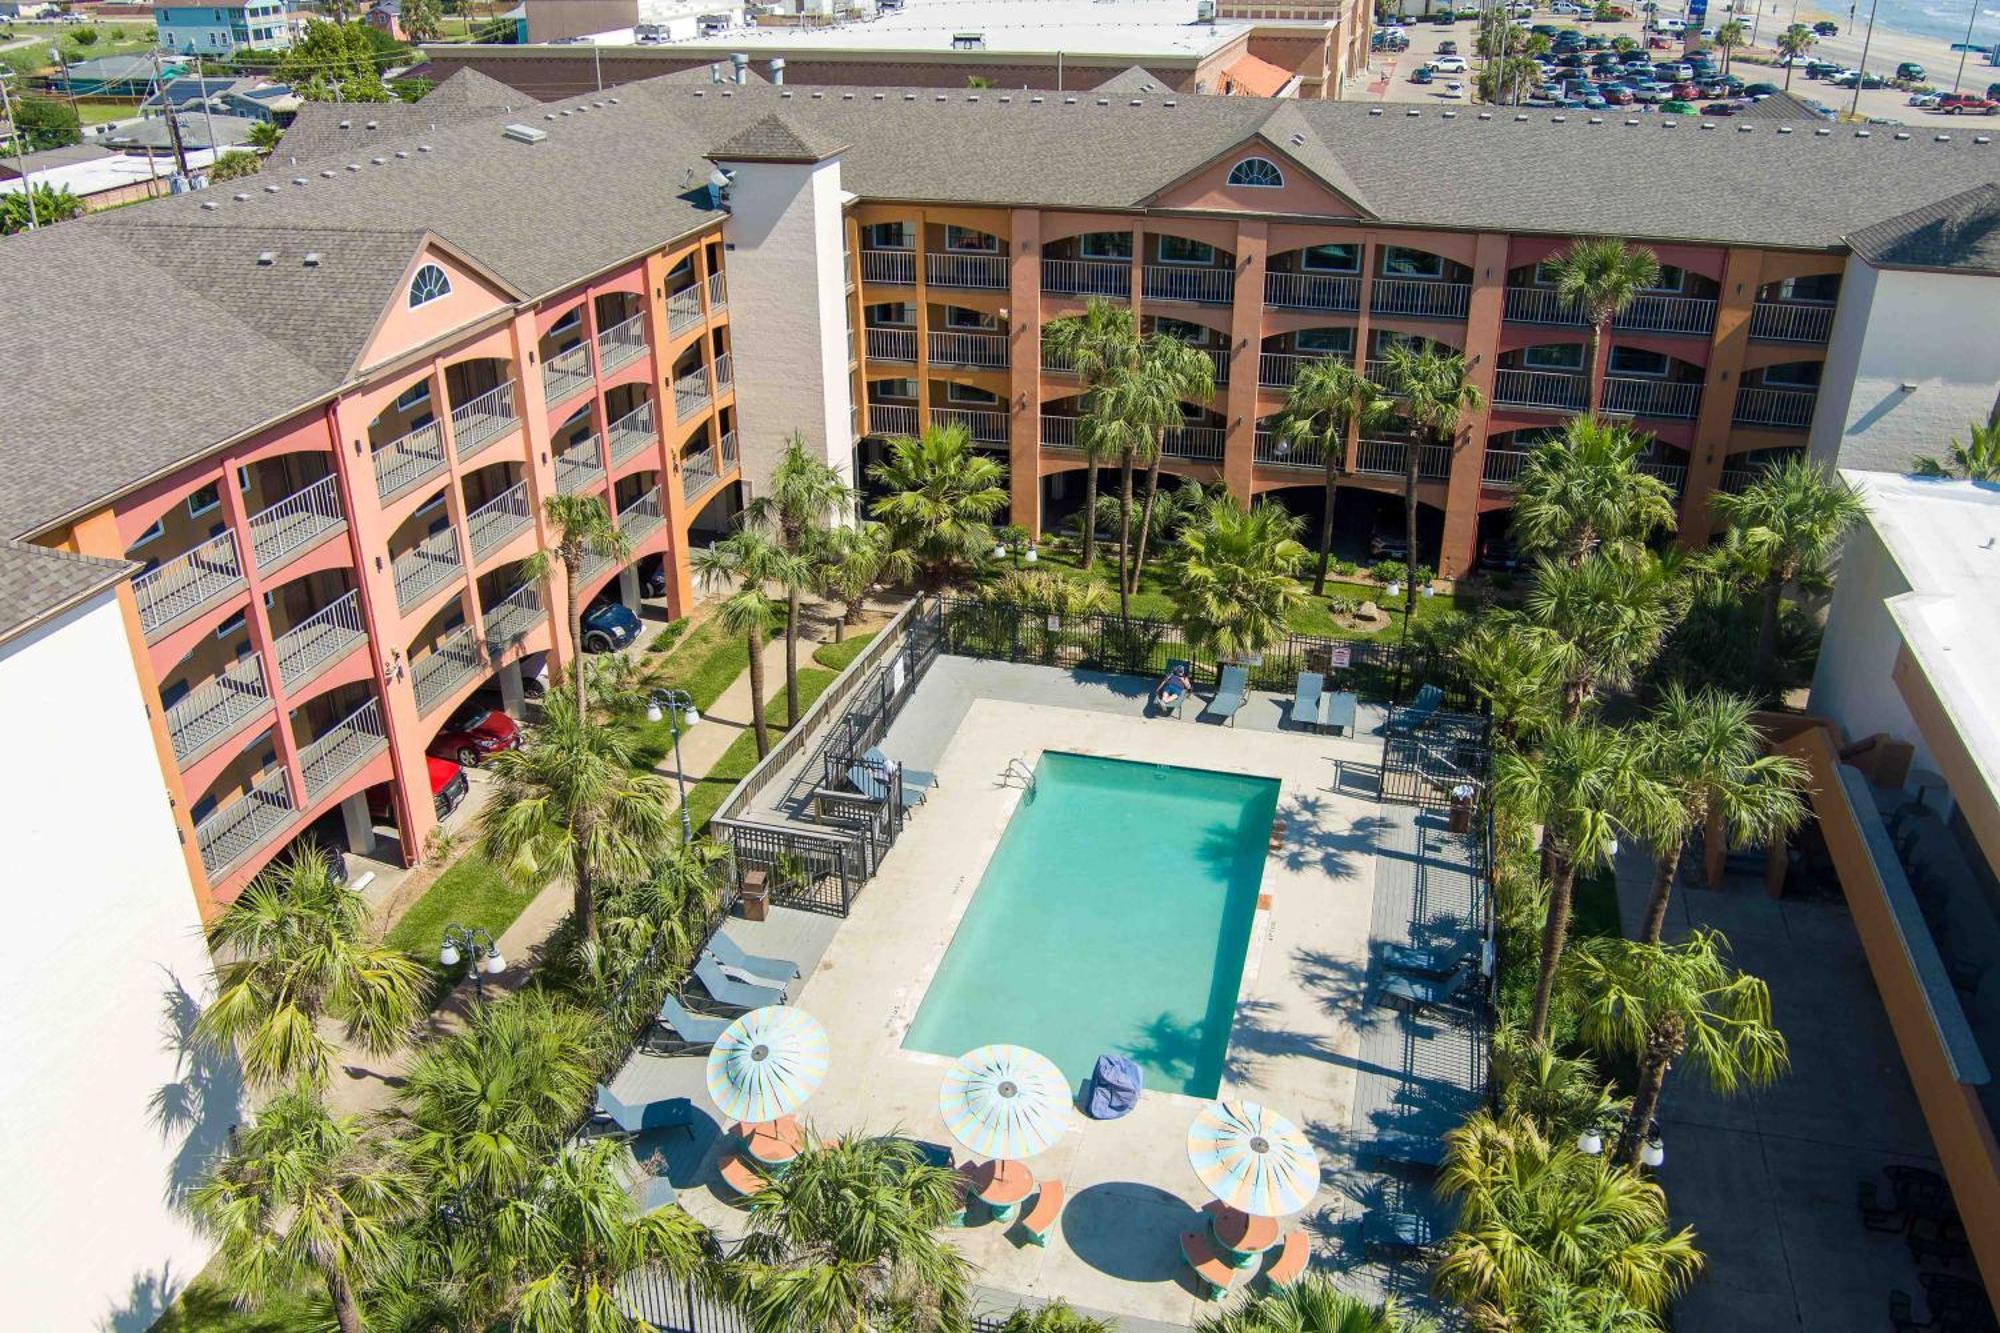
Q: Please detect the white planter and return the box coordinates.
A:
[1385,581,1402,599]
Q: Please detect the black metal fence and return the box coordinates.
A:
[1381,711,1492,812]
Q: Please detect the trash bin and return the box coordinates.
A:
[739,867,770,922]
[1448,784,1476,834]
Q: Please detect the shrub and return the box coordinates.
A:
[1327,557,1361,578]
[1412,563,1437,587]
[207,149,262,182]
[1369,559,1407,586]
[1327,595,1359,619]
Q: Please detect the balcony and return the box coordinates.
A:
[1253,429,1325,471]
[166,655,270,766]
[722,430,738,470]
[1364,358,1396,390]
[1718,465,1764,494]
[1749,301,1835,344]
[595,313,648,375]
[619,486,665,545]
[299,697,387,803]
[1264,271,1360,314]
[929,330,1009,369]
[608,400,659,464]
[1162,424,1225,462]
[673,370,711,421]
[554,434,604,493]
[414,623,485,716]
[450,381,520,463]
[860,248,916,285]
[1198,348,1230,386]
[248,475,346,575]
[195,767,295,879]
[867,327,917,362]
[1503,287,1718,336]
[931,405,1009,447]
[1371,279,1471,321]
[135,530,246,639]
[1603,376,1702,420]
[542,342,593,405]
[1482,448,1530,487]
[1639,460,1688,492]
[868,403,919,437]
[715,352,733,392]
[465,482,533,561]
[1493,368,1589,413]
[707,272,727,312]
[393,527,463,612]
[374,418,447,501]
[1356,438,1452,481]
[666,287,704,335]
[1733,385,1818,431]
[1041,258,1131,299]
[1258,351,1331,391]
[1040,414,1080,449]
[926,251,1009,290]
[1141,265,1234,306]
[276,589,367,693]
[683,446,723,505]
[481,582,545,656]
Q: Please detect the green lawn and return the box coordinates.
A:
[679,665,839,833]
[384,849,534,960]
[811,630,878,673]
[626,615,756,771]
[76,101,135,125]
[154,1281,310,1333]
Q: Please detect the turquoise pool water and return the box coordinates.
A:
[902,752,1278,1099]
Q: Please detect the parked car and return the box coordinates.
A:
[639,552,671,598]
[1410,65,1436,83]
[1895,61,1926,81]
[1987,81,2000,101]
[1813,19,1838,34]
[1436,39,1458,54]
[1431,10,1454,23]
[579,598,642,652]
[1939,92,1999,114]
[370,755,469,824]
[1804,59,1842,79]
[427,701,520,769]
[1743,81,1780,97]
[1602,86,1635,104]
[1700,100,1745,116]
[1442,80,1466,97]
[1907,91,1942,108]
[1428,55,1469,73]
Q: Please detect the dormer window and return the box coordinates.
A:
[408,263,452,308]
[1226,157,1284,188]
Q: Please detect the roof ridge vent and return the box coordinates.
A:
[320,168,336,177]
[1065,95,1079,104]
[263,183,281,192]
[1814,127,1831,135]
[1587,115,1602,124]
[233,192,250,201]
[303,252,321,267]
[503,123,549,144]
[1777,125,1793,134]
[1405,107,1420,116]
[560,108,574,116]
[370,155,386,163]
[1368,106,1383,116]
[1893,130,1910,139]
[1976,134,1992,143]
[842,91,855,99]
[1514,113,1528,121]
[257,250,276,265]
[1936,132,1951,141]
[1164,98,1177,106]
[1736,124,1752,131]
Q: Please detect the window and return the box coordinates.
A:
[943,225,998,253]
[863,221,913,250]
[214,610,248,641]
[1157,235,1216,267]
[1153,317,1208,344]
[1382,247,1444,279]
[1295,327,1352,354]
[945,383,1000,405]
[159,678,190,710]
[945,307,996,330]
[1644,265,1686,294]
[1079,232,1132,260]
[1608,346,1669,377]
[408,263,452,308]
[1372,329,1431,357]
[549,308,582,335]
[130,518,165,550]
[1300,243,1359,273]
[867,303,913,326]
[1523,344,1586,370]
[876,378,917,401]
[186,482,222,518]
[1761,361,1822,388]
[1226,156,1284,188]
[1776,273,1839,303]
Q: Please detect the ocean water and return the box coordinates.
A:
[1793,0,2000,50]
[901,752,1279,1100]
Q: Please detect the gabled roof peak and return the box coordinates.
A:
[708,112,846,164]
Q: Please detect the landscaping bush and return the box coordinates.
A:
[1368,559,1407,586]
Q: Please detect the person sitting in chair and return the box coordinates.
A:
[1154,662,1192,715]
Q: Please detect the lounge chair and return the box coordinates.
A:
[1262,1230,1310,1288]
[1360,1210,1435,1259]
[1018,1179,1065,1246]
[1323,690,1358,737]
[863,745,939,791]
[594,1084,696,1139]
[1380,942,1472,978]
[1376,963,1477,1016]
[1290,671,1324,731]
[654,990,731,1050]
[706,928,800,983]
[1153,659,1193,716]
[1202,664,1250,728]
[1364,1128,1447,1170]
[1386,683,1444,736]
[1181,1230,1249,1301]
[695,953,787,1011]
[846,757,928,810]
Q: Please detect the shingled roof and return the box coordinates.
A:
[708,112,847,163]
[0,542,133,648]
[1846,183,2000,276]
[423,67,540,107]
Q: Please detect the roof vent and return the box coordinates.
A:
[1893,130,1911,139]
[1662,119,1677,128]
[233,192,250,201]
[291,176,307,185]
[812,91,825,99]
[1624,117,1639,126]
[504,123,549,144]
[1736,124,1752,132]
[999,94,1011,102]
[320,169,336,178]
[337,119,351,129]
[1406,107,1420,116]
[842,92,855,99]
[200,200,219,210]
[1289,132,1305,145]
[1814,127,1830,135]
[560,108,574,116]
[1699,121,1716,129]
[780,90,793,98]
[1095,97,1110,105]
[1778,125,1793,134]
[1586,115,1602,124]
[1441,110,1457,119]
[607,96,619,104]
[1855,128,1871,137]
[1130,99,1143,106]
[1977,135,1992,144]
[592,100,605,108]
[1552,114,1566,123]
[257,250,276,265]
[937,94,950,101]
[721,89,734,97]
[263,183,281,193]
[1368,107,1383,116]
[544,112,557,120]
[694,90,705,97]
[1514,113,1528,121]
[370,155,386,164]
[364,119,377,130]
[345,163,362,171]
[1477,111,1492,120]
[904,92,917,100]
[1936,132,1951,141]
[575,103,589,112]
[873,92,885,100]
[394,149,409,158]
[1030,95,1045,103]
[303,252,321,268]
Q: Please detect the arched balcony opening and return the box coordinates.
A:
[1141,234,1237,307]
[1750,272,1840,344]
[240,450,346,581]
[1733,361,1822,431]
[604,381,660,470]
[552,403,605,496]
[1163,403,1226,465]
[928,378,1008,449]
[460,459,533,570]
[408,593,481,722]
[1260,326,1356,393]
[664,254,707,335]
[188,730,293,887]
[366,373,445,503]
[1599,347,1705,422]
[539,304,592,406]
[592,291,648,376]
[388,488,464,617]
[1265,242,1363,314]
[864,376,919,439]
[1493,341,1592,414]
[1369,246,1471,321]
[864,301,918,365]
[681,409,736,512]
[287,679,389,815]
[476,558,548,663]
[668,345,711,424]
[1503,260,1719,336]
[1719,446,1805,495]
[614,469,667,553]
[1040,230,1134,298]
[930,303,1011,371]
[439,354,521,469]
[1039,392,1088,454]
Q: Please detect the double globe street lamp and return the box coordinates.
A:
[439,923,507,1007]
[1577,1118,1665,1169]
[646,688,700,844]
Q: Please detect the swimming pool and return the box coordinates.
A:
[902,751,1277,1099]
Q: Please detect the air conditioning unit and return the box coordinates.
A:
[1197,0,1217,20]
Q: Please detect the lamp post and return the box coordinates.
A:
[647,688,701,843]
[438,924,507,1007]
[1578,1117,1665,1169]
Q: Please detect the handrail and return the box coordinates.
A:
[555,433,604,493]
[373,418,447,500]
[248,474,345,573]
[134,529,245,637]
[299,697,387,801]
[449,380,520,460]
[542,341,593,401]
[166,653,270,764]
[465,481,533,560]
[595,313,649,373]
[276,589,366,691]
[393,527,462,611]
[608,400,659,461]
[414,622,486,716]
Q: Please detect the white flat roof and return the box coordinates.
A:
[1844,470,2000,809]
[633,0,1251,58]
[0,148,225,200]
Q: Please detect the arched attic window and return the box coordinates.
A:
[1226,157,1284,188]
[408,262,452,308]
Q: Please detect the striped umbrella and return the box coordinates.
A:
[1186,1100,1321,1217]
[704,1006,829,1125]
[939,1044,1071,1162]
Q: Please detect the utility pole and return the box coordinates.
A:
[192,53,220,175]
[0,71,41,230]
[1848,0,1881,118]
[151,50,190,181]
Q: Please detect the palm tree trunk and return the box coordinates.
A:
[1755,573,1782,685]
[1131,448,1164,593]
[1403,445,1420,620]
[1640,832,1687,946]
[1528,857,1577,1043]
[746,626,770,758]
[322,1260,366,1333]
[1588,320,1606,416]
[1117,450,1135,625]
[1617,1044,1672,1167]
[1081,462,1100,570]
[574,851,598,943]
[784,586,802,719]
[566,554,587,719]
[1314,449,1338,596]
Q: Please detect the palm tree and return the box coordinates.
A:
[1713,19,1747,73]
[1382,344,1483,616]
[1543,238,1661,415]
[494,1138,715,1333]
[726,1133,972,1333]
[599,835,729,975]
[1524,550,1687,721]
[1076,408,1155,624]
[190,1089,419,1333]
[1433,1110,1702,1329]
[1197,1273,1431,1333]
[747,434,855,718]
[1453,619,1561,746]
[1127,333,1218,591]
[1709,455,1867,684]
[868,423,1009,588]
[481,687,673,944]
[1628,685,1806,945]
[527,494,632,718]
[1913,418,2000,481]
[1493,721,1664,1043]
[1565,929,1790,1166]
[1170,499,1307,665]
[397,992,602,1200]
[1775,23,1816,88]
[1043,298,1141,570]
[1491,1027,1627,1141]
[814,520,916,637]
[692,527,805,759]
[1510,415,1677,566]
[247,119,283,151]
[997,1300,1119,1333]
[194,848,428,1092]
[1278,355,1394,593]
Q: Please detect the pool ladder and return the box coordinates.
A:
[1001,757,1036,792]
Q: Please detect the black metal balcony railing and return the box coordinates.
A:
[134,530,245,639]
[1041,257,1131,299]
[1264,270,1361,313]
[1732,385,1819,430]
[1749,301,1835,344]
[1371,278,1472,321]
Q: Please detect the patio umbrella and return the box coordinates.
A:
[939,1044,1071,1161]
[1186,1099,1321,1217]
[705,1006,829,1126]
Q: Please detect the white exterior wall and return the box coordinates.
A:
[1810,257,2000,475]
[1807,517,1938,778]
[0,591,225,1330]
[716,154,857,494]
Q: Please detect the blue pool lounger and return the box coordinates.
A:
[1202,664,1250,727]
[1386,683,1444,735]
[695,953,787,1010]
[1290,671,1324,731]
[706,928,800,982]
[863,746,939,791]
[654,990,731,1049]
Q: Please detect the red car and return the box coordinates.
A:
[427,702,520,768]
[1939,93,1998,115]
[369,754,469,824]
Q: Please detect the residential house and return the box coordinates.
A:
[157,2,295,54]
